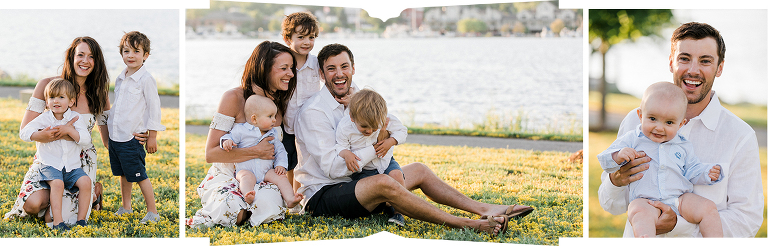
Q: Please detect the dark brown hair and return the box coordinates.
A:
[119,31,151,61]
[317,43,354,71]
[241,41,297,116]
[671,22,725,64]
[282,11,319,40]
[62,36,109,115]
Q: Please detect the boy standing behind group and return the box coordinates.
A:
[281,12,322,198]
[107,31,165,224]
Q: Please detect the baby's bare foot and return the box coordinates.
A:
[244,190,256,205]
[285,193,304,208]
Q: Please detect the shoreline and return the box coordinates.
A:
[186,124,583,152]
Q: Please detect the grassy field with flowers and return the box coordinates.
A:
[185,133,582,245]
[589,131,768,237]
[0,97,179,237]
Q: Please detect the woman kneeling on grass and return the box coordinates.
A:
[5,37,112,228]
[186,41,299,227]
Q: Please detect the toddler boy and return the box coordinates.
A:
[336,89,408,226]
[20,79,92,230]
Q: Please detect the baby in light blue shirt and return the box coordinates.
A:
[220,95,303,209]
[597,82,723,238]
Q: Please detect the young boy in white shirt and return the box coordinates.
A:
[597,82,723,237]
[19,79,92,231]
[107,31,165,224]
[220,95,304,208]
[336,89,408,226]
[281,12,322,194]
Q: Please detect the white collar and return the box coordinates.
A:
[298,54,318,72]
[689,91,723,132]
[118,65,148,81]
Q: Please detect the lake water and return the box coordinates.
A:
[0,10,180,86]
[186,37,583,131]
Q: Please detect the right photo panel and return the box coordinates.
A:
[588,9,767,237]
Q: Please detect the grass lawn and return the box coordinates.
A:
[185,134,583,245]
[0,97,179,237]
[588,131,768,237]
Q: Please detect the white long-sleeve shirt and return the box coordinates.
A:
[108,65,165,142]
[19,109,91,171]
[284,54,322,134]
[335,113,407,175]
[294,88,377,207]
[598,92,764,237]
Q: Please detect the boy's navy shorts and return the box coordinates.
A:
[39,165,88,193]
[109,138,148,182]
[349,157,404,181]
[281,126,298,171]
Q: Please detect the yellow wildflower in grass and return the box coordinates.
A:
[0,98,179,237]
[185,133,583,245]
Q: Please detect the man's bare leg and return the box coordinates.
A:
[402,162,515,216]
[355,173,503,234]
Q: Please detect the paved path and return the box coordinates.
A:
[0,86,179,108]
[185,124,583,152]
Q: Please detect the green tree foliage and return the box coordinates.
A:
[361,9,384,32]
[588,9,674,130]
[457,18,487,34]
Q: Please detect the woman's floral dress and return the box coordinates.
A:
[186,115,286,228]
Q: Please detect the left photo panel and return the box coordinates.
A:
[0,9,180,237]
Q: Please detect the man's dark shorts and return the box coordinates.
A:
[305,158,402,218]
[109,138,148,182]
[304,178,387,218]
[39,166,88,193]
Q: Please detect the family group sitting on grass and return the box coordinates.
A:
[187,12,534,236]
[598,22,764,237]
[5,31,166,231]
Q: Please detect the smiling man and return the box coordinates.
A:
[598,22,764,237]
[293,43,534,236]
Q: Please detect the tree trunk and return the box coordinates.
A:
[599,49,608,131]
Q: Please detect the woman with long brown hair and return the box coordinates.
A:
[5,36,110,227]
[187,41,298,227]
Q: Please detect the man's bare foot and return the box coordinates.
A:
[285,193,304,208]
[244,190,256,205]
[476,216,506,236]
